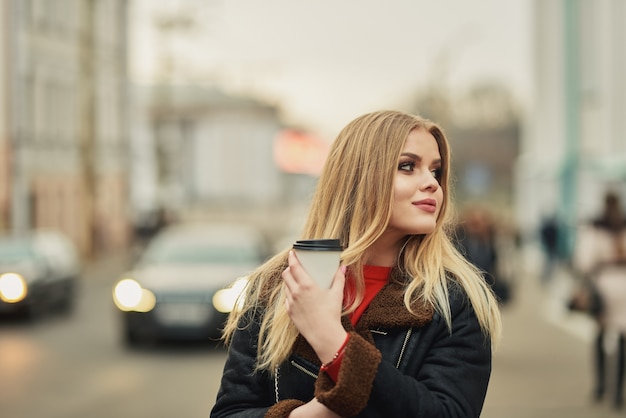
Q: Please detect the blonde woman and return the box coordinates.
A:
[211,110,502,418]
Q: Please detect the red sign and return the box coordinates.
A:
[273,130,330,176]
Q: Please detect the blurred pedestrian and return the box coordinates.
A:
[211,110,502,417]
[455,206,511,306]
[539,214,560,284]
[574,190,626,410]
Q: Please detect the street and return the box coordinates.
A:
[0,253,227,418]
[1,247,621,418]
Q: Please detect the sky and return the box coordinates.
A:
[130,0,532,138]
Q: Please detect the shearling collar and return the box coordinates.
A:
[292,276,434,363]
[356,277,434,331]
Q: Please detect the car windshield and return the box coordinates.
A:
[140,240,259,265]
[0,240,36,264]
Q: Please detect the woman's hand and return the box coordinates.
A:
[288,397,343,418]
[282,251,347,364]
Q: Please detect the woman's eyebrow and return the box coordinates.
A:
[400,152,421,160]
[400,152,442,165]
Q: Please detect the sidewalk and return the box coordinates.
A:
[481,256,623,417]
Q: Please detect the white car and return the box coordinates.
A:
[112,222,267,346]
[0,230,81,318]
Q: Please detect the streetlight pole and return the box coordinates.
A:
[560,0,581,261]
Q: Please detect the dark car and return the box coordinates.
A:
[112,222,266,346]
[0,230,81,318]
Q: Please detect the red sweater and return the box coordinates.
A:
[346,265,392,325]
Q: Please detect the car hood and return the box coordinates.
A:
[121,263,255,291]
[0,261,42,283]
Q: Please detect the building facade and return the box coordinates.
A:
[0,0,131,257]
[0,4,10,232]
[131,84,316,241]
[516,0,626,252]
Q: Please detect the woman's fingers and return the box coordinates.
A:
[282,252,312,313]
[282,264,293,289]
[287,250,309,283]
[285,251,317,292]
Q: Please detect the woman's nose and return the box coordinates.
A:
[420,171,439,191]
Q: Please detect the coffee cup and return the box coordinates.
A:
[292,239,343,288]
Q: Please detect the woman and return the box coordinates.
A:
[211,110,502,417]
[574,191,626,410]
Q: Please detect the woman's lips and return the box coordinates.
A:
[414,199,437,213]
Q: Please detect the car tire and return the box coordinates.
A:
[22,287,47,321]
[123,323,142,348]
[24,299,45,321]
[122,319,158,349]
[57,280,76,315]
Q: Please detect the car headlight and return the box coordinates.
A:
[113,278,156,312]
[0,272,28,303]
[212,277,249,313]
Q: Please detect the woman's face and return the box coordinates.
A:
[386,127,444,239]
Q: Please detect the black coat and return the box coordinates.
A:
[210,278,492,418]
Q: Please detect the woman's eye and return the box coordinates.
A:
[399,162,414,172]
[430,169,441,178]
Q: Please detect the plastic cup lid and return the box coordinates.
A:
[293,239,343,251]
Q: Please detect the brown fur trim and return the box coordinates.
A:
[357,279,434,331]
[315,332,382,417]
[264,399,305,418]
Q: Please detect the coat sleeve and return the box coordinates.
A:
[316,286,492,418]
[210,311,304,418]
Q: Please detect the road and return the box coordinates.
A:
[0,253,227,418]
[1,246,612,418]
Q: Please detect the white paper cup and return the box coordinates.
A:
[293,239,343,288]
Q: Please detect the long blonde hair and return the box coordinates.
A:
[222,110,502,372]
